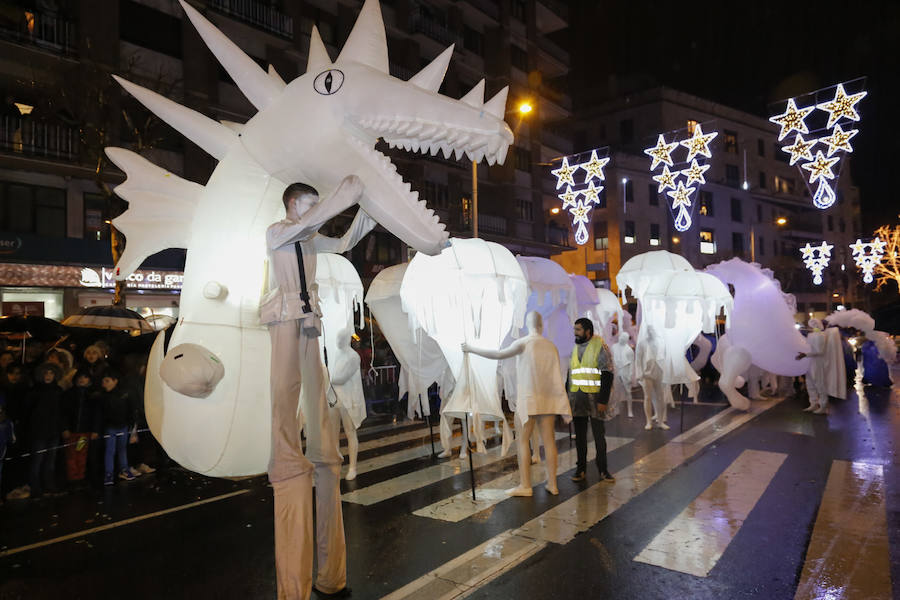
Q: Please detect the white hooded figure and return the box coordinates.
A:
[635,325,669,430]
[462,311,571,496]
[611,332,636,418]
[325,326,366,481]
[798,318,828,414]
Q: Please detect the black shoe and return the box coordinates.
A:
[314,586,352,598]
[599,472,615,483]
[570,471,586,482]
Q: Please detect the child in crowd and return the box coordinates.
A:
[99,370,136,485]
[62,370,102,485]
[27,363,64,498]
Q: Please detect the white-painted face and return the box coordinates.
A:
[291,193,319,219]
[526,310,543,334]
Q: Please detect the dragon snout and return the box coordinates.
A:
[160,343,225,398]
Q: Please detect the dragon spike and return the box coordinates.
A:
[484,86,509,120]
[267,64,286,85]
[336,0,389,73]
[306,25,332,73]
[408,44,454,92]
[113,75,236,161]
[178,0,283,110]
[461,79,485,107]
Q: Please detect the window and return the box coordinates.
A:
[83,193,108,241]
[774,175,795,194]
[698,190,714,216]
[757,138,765,157]
[725,164,740,188]
[619,119,634,144]
[759,236,765,256]
[120,1,182,58]
[463,25,484,56]
[514,147,531,172]
[648,183,658,206]
[839,218,846,233]
[827,215,834,231]
[422,181,449,210]
[724,130,738,154]
[774,143,789,163]
[758,171,767,189]
[0,182,67,237]
[773,239,778,256]
[756,204,762,222]
[649,223,660,246]
[593,220,608,250]
[700,229,716,254]
[686,119,698,135]
[510,45,528,71]
[623,179,634,203]
[730,197,742,222]
[732,232,744,255]
[624,220,635,244]
[517,197,533,221]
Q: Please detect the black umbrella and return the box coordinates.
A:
[62,306,155,334]
[0,315,67,341]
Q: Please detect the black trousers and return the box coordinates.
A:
[573,416,607,476]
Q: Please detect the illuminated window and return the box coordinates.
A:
[774,175,795,194]
[698,190,714,216]
[700,229,716,254]
[649,223,660,246]
[724,130,738,154]
[593,220,608,250]
[624,220,635,244]
[686,119,698,135]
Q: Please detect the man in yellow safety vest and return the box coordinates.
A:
[568,317,614,482]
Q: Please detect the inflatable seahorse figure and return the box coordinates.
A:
[109,0,513,476]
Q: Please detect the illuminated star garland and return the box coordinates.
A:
[770,80,866,211]
[551,148,611,245]
[679,124,717,161]
[652,165,678,192]
[800,241,833,285]
[850,237,885,284]
[643,134,679,170]
[681,159,710,186]
[666,181,696,232]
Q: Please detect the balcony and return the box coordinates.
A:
[0,116,79,162]
[478,213,507,235]
[0,8,76,55]
[535,0,568,33]
[410,15,460,47]
[210,0,293,39]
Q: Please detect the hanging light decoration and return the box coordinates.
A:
[849,237,885,284]
[550,148,610,246]
[800,241,833,285]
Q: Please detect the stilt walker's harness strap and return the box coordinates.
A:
[293,241,312,315]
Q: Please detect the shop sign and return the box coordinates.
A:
[0,236,22,255]
[0,263,183,291]
[78,267,183,290]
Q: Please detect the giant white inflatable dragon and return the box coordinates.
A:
[107,0,513,476]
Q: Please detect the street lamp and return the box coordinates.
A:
[471,100,533,238]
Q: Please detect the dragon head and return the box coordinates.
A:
[182,0,513,256]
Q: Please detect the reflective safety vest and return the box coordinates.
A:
[569,336,605,393]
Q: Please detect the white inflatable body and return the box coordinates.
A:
[401,238,527,452]
[569,275,622,343]
[116,0,513,476]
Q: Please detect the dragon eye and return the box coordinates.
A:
[313,69,344,95]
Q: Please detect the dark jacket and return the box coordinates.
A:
[27,382,64,441]
[99,387,137,430]
[63,385,102,434]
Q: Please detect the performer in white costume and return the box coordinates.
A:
[327,326,367,481]
[261,177,375,599]
[796,318,828,415]
[611,332,636,418]
[462,311,571,496]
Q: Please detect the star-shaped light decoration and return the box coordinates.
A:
[551,157,577,189]
[652,165,678,193]
[781,134,817,166]
[679,124,718,162]
[568,199,594,245]
[581,180,603,205]
[558,185,579,210]
[819,124,858,157]
[769,98,814,141]
[581,150,610,184]
[667,181,696,210]
[681,159,711,186]
[643,134,678,170]
[800,241,834,285]
[849,237,885,284]
[817,83,867,129]
[801,151,840,185]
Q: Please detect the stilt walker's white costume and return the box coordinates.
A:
[261,177,375,599]
[802,319,828,414]
[611,332,636,418]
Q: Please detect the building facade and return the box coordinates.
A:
[551,87,863,317]
[0,0,572,319]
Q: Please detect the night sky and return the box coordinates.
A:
[565,0,899,230]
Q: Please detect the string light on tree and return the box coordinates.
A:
[800,241,833,285]
[850,237,886,284]
[679,124,718,161]
[817,83,867,129]
[769,98,814,141]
